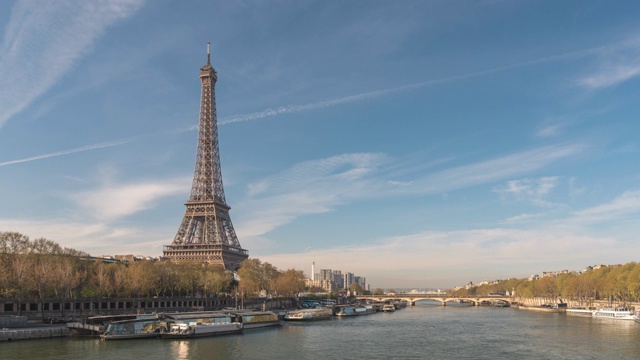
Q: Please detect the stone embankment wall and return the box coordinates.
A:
[0,296,293,321]
[0,315,28,328]
[0,326,69,342]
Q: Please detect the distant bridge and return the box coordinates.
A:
[356,294,513,306]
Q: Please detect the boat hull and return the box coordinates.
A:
[101,333,159,341]
[283,309,333,321]
[242,321,281,329]
[161,323,242,339]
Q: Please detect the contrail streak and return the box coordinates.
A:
[0,43,604,168]
[0,140,130,167]
[219,46,599,125]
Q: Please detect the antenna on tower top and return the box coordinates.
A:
[207,42,211,65]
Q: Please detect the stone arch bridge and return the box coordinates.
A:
[356,294,513,306]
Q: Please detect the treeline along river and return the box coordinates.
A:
[3,302,640,359]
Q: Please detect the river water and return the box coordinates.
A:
[2,302,640,359]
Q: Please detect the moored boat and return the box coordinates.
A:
[161,312,242,338]
[226,311,281,329]
[592,307,635,320]
[101,318,167,340]
[283,308,333,321]
[161,321,242,338]
[354,305,377,315]
[634,310,640,323]
[335,306,358,317]
[382,304,396,312]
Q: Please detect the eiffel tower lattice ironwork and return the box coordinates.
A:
[163,43,248,270]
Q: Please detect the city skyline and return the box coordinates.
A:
[1,1,640,288]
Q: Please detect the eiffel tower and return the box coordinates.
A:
[163,43,248,271]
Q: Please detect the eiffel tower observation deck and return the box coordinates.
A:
[163,43,248,271]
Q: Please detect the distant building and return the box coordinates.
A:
[541,270,569,278]
[319,269,333,281]
[343,272,354,289]
[303,264,369,293]
[304,279,334,292]
[332,270,343,289]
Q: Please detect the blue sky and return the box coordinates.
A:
[1,0,640,289]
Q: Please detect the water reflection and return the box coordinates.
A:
[169,340,190,360]
[2,307,640,360]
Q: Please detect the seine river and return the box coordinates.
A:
[3,302,640,359]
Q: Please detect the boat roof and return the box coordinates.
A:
[167,312,232,320]
[224,310,276,316]
[106,318,161,324]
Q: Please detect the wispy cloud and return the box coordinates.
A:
[571,190,640,223]
[219,45,605,125]
[236,144,583,239]
[68,177,190,221]
[411,144,581,195]
[0,140,131,167]
[246,153,387,197]
[536,123,565,138]
[0,218,172,256]
[505,213,545,223]
[0,0,145,128]
[493,176,560,207]
[236,153,388,238]
[535,115,573,138]
[576,36,640,89]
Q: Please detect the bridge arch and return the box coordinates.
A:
[355,295,513,307]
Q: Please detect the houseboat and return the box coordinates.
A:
[101,318,167,340]
[354,305,377,315]
[335,306,358,317]
[226,311,281,329]
[283,308,333,321]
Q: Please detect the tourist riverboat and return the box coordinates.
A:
[592,307,635,320]
[161,312,242,339]
[634,310,640,323]
[283,308,333,321]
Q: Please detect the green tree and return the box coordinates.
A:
[272,269,305,297]
[237,258,279,296]
[201,265,230,299]
[348,282,364,295]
